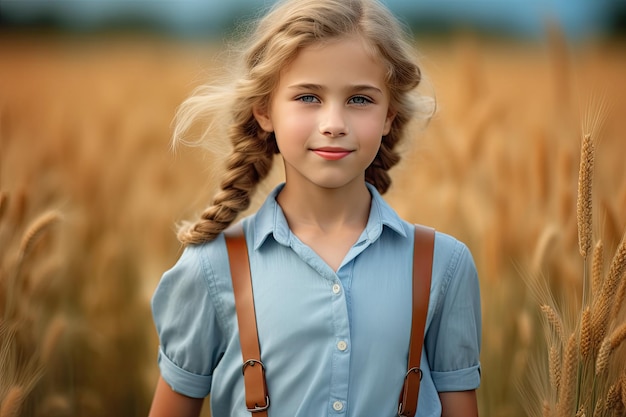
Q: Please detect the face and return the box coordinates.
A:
[253,36,395,192]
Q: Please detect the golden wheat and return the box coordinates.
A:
[549,345,562,392]
[596,322,626,374]
[557,333,578,417]
[591,240,604,303]
[577,133,594,260]
[604,382,623,415]
[580,307,592,360]
[1,29,625,417]
[541,304,566,344]
[592,232,626,350]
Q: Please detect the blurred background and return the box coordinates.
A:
[1,1,625,416]
[1,0,624,39]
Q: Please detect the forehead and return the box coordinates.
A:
[278,36,388,91]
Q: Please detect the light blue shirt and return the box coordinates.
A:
[151,183,481,417]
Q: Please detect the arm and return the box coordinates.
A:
[439,390,478,417]
[148,376,204,417]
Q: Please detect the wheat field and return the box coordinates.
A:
[1,30,625,417]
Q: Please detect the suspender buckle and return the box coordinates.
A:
[241,359,265,374]
[247,396,270,413]
[241,359,270,412]
[397,367,423,417]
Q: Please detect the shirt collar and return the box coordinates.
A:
[252,182,406,250]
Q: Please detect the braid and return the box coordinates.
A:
[365,132,401,194]
[178,127,277,245]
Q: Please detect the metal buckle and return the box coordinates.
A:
[241,359,270,412]
[241,359,265,374]
[397,367,422,416]
[404,366,423,381]
[247,396,270,413]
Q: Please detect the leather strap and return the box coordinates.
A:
[398,224,435,417]
[224,224,269,416]
[225,223,435,417]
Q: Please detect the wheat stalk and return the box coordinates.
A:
[596,322,626,374]
[604,381,623,414]
[549,344,562,392]
[541,304,566,344]
[610,238,626,321]
[557,333,578,417]
[5,210,62,319]
[591,232,626,351]
[577,133,594,260]
[591,240,604,303]
[580,306,592,360]
[17,210,61,259]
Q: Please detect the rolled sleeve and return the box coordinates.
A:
[431,363,481,392]
[157,347,213,398]
[151,242,226,398]
[427,235,482,392]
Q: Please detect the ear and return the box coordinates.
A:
[252,104,274,133]
[382,108,396,136]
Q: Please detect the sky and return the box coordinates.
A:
[0,0,618,41]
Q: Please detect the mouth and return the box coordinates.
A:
[311,147,353,161]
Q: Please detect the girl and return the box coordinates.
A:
[149,0,481,416]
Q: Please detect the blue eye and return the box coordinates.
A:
[349,96,372,105]
[297,95,320,103]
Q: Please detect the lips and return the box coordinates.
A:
[312,147,352,161]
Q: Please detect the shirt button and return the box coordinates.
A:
[332,401,344,411]
[337,341,348,351]
[332,284,341,294]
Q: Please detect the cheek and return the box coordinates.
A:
[274,111,314,139]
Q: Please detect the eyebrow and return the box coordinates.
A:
[287,83,384,95]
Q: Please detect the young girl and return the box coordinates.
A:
[149,0,481,416]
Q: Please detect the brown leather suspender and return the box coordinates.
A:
[398,224,435,417]
[224,224,435,417]
[225,225,270,416]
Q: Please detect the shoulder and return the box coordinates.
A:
[428,230,480,314]
[162,236,230,285]
[432,230,475,276]
[151,234,234,321]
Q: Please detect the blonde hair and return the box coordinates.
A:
[175,0,432,245]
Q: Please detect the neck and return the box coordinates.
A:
[277,180,371,233]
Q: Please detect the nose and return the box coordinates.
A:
[319,104,348,138]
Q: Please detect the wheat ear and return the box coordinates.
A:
[557,333,578,417]
[580,306,592,360]
[596,322,626,374]
[541,304,566,343]
[604,381,623,414]
[549,344,562,392]
[18,210,61,259]
[577,133,594,259]
[591,240,604,303]
[591,232,626,350]
[610,243,626,321]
